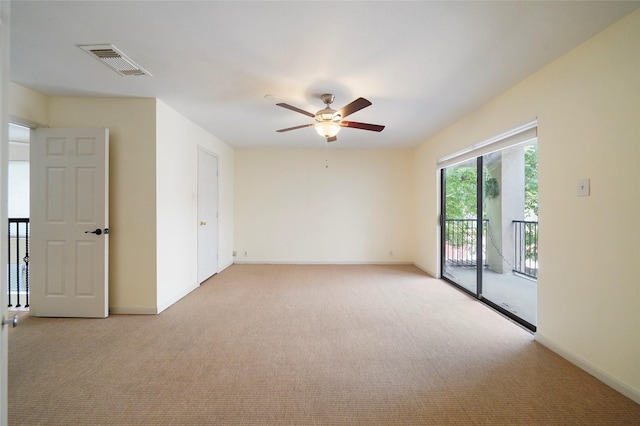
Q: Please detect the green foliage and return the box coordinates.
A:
[444,164,477,219]
[484,176,500,199]
[443,143,539,258]
[444,143,538,221]
[524,144,538,220]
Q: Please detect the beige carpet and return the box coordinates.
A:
[8,264,640,425]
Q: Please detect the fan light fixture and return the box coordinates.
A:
[314,101,342,138]
[315,121,341,138]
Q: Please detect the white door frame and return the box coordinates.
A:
[0,2,11,423]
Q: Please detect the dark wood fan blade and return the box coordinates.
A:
[336,97,372,119]
[327,136,338,143]
[341,121,385,132]
[276,123,314,132]
[276,103,315,118]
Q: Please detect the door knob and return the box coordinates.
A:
[2,313,19,328]
[85,228,108,235]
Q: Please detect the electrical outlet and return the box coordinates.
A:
[389,250,394,257]
[244,251,248,257]
[232,250,236,257]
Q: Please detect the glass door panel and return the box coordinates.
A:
[442,158,479,294]
[480,142,538,328]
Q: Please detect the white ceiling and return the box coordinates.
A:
[10,1,640,149]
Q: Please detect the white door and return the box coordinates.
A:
[30,128,109,318]
[197,148,218,283]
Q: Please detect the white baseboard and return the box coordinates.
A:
[109,262,234,316]
[535,333,640,405]
[109,306,157,315]
[156,284,200,314]
[412,262,438,278]
[111,284,200,315]
[219,259,234,271]
[233,259,413,265]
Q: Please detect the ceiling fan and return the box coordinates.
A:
[276,94,385,142]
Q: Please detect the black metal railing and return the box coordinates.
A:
[8,218,30,308]
[444,219,488,268]
[513,220,538,279]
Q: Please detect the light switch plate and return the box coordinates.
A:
[577,178,590,196]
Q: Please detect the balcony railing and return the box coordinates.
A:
[444,218,539,280]
[8,218,29,308]
[443,219,488,268]
[513,220,539,279]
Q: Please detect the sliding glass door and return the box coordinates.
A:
[442,158,480,294]
[481,142,538,327]
[441,140,538,331]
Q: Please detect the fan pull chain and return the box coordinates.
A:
[325,139,329,168]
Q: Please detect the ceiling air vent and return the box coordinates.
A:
[78,44,151,77]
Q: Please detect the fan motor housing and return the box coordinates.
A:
[320,93,335,105]
[315,107,340,123]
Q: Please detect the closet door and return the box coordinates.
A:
[197,147,218,283]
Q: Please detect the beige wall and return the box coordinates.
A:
[46,96,158,313]
[9,86,158,312]
[8,87,235,315]
[9,83,48,126]
[414,10,640,402]
[155,100,234,312]
[235,148,414,263]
